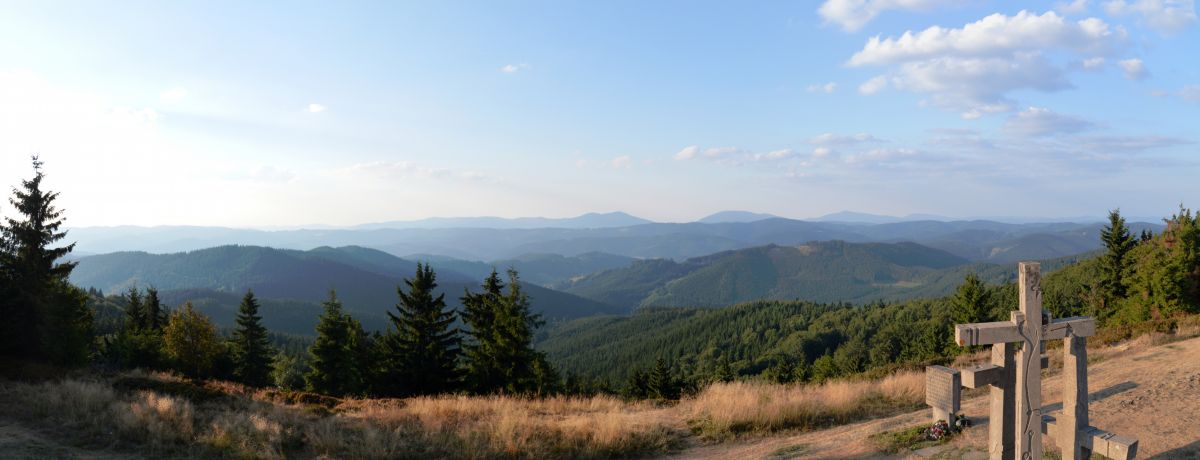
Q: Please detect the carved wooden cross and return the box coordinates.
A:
[954,262,1104,460]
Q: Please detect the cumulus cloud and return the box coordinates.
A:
[807,82,838,93]
[1081,57,1107,69]
[1003,107,1097,137]
[307,103,327,113]
[810,132,884,146]
[673,145,700,160]
[1118,58,1148,79]
[858,76,889,95]
[846,10,1126,117]
[756,149,795,161]
[611,155,632,169]
[1104,0,1197,33]
[817,0,953,32]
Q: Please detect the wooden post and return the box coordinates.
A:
[1060,334,1092,460]
[990,342,1016,460]
[1013,262,1043,460]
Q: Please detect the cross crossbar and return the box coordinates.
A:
[960,356,1048,389]
[955,316,1096,347]
[1042,415,1139,460]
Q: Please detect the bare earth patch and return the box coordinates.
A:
[663,335,1200,459]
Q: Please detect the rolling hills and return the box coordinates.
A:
[70,245,623,334]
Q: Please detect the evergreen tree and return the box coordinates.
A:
[230,290,274,387]
[460,269,505,393]
[114,287,166,370]
[0,156,92,364]
[305,292,360,396]
[124,287,146,331]
[951,273,992,325]
[624,369,649,399]
[162,302,222,378]
[1100,209,1136,303]
[144,287,168,330]
[715,355,734,383]
[378,263,460,396]
[647,357,675,399]
[492,269,550,394]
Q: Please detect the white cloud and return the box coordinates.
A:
[1003,106,1097,137]
[1181,85,1200,102]
[810,132,883,146]
[159,88,188,104]
[1104,0,1197,33]
[846,10,1125,117]
[817,0,953,32]
[807,82,838,93]
[307,103,327,113]
[673,145,700,160]
[611,155,632,169]
[1080,57,1107,69]
[858,75,889,95]
[500,63,529,74]
[812,146,834,158]
[756,149,795,161]
[1057,0,1091,14]
[1118,58,1148,79]
[702,147,741,158]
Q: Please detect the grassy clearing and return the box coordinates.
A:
[0,371,684,459]
[682,371,925,439]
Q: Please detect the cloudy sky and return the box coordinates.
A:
[1,0,1197,227]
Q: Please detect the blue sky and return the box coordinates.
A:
[0,0,1197,227]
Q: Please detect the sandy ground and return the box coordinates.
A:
[664,335,1200,460]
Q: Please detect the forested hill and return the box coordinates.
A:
[70,245,623,333]
[555,240,1091,308]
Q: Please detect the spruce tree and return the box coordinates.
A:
[379,263,460,396]
[460,269,505,393]
[231,290,274,387]
[951,273,992,325]
[0,156,92,364]
[145,287,168,330]
[305,292,359,396]
[493,269,549,394]
[1100,209,1136,303]
[124,287,146,330]
[647,357,675,399]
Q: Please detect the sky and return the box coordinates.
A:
[0,0,1197,227]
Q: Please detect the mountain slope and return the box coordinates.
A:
[70,246,623,332]
[558,241,977,308]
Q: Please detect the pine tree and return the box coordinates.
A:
[460,269,505,393]
[493,269,549,394]
[144,287,168,330]
[0,156,92,364]
[115,287,166,370]
[647,357,675,399]
[124,287,146,330]
[951,273,992,325]
[230,290,274,387]
[305,292,360,396]
[1100,209,1136,306]
[379,263,460,396]
[163,302,222,379]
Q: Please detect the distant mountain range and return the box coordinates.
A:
[352,211,652,230]
[70,246,623,334]
[66,217,1162,264]
[552,240,1092,308]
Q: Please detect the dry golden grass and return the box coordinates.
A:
[682,371,925,439]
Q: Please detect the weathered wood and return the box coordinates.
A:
[1060,334,1090,460]
[955,317,1095,347]
[1013,262,1043,460]
[989,342,1015,460]
[962,358,1048,389]
[926,365,961,423]
[1042,415,1139,460]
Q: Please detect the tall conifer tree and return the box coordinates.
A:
[493,269,549,394]
[951,272,992,325]
[0,156,91,364]
[460,269,505,393]
[231,290,274,387]
[1100,209,1136,303]
[305,291,359,396]
[379,263,460,396]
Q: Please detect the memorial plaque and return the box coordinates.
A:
[926,365,960,422]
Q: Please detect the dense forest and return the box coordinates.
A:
[3,155,1198,404]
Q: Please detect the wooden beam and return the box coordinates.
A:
[1042,415,1139,460]
[961,358,1049,389]
[955,317,1096,347]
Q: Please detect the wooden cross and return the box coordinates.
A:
[954,262,1099,460]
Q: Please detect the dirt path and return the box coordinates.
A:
[0,418,137,460]
[664,335,1200,459]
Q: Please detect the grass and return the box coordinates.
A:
[0,371,685,459]
[869,424,945,454]
[682,371,925,439]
